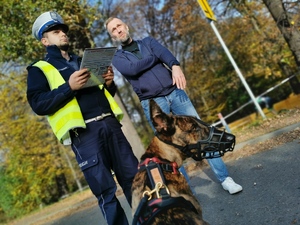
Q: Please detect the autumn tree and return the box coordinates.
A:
[0,68,83,219]
[262,0,300,66]
[0,1,99,63]
[261,0,300,93]
[170,0,296,122]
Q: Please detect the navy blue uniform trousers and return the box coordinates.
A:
[71,116,138,225]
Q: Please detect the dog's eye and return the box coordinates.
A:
[187,124,199,133]
[193,125,201,132]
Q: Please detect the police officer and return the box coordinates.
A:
[27,11,138,225]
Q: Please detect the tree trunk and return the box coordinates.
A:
[114,93,145,160]
[262,0,300,67]
[278,61,300,94]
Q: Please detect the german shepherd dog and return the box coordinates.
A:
[131,100,235,225]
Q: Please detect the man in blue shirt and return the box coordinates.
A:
[105,17,242,195]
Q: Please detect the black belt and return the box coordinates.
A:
[84,113,111,124]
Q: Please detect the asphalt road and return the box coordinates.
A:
[42,136,300,225]
[192,139,300,225]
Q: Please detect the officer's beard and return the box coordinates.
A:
[59,43,69,51]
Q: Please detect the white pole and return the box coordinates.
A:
[218,113,232,133]
[210,20,266,119]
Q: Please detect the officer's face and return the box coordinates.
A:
[41,26,69,51]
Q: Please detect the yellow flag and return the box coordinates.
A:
[197,0,217,21]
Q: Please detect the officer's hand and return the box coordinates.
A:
[68,68,91,90]
[102,66,114,87]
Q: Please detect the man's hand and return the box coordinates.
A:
[68,68,91,90]
[102,66,114,87]
[172,65,186,89]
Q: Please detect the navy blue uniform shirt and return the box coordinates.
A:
[112,36,180,101]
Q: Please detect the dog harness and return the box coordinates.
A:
[132,157,198,225]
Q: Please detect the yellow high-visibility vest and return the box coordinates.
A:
[33,60,123,145]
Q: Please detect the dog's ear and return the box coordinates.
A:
[150,99,163,118]
[150,99,175,135]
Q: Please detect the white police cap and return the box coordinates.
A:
[32,11,69,40]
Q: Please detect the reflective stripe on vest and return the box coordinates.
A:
[33,60,123,145]
[100,85,124,122]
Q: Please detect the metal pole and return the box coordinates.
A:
[218,113,232,133]
[62,148,83,192]
[210,20,266,119]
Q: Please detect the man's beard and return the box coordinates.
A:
[114,32,131,46]
[121,37,131,46]
[59,43,69,51]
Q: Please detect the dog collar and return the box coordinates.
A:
[138,157,179,175]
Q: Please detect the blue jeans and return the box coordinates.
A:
[141,89,229,182]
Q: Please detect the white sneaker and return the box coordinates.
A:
[221,177,243,194]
